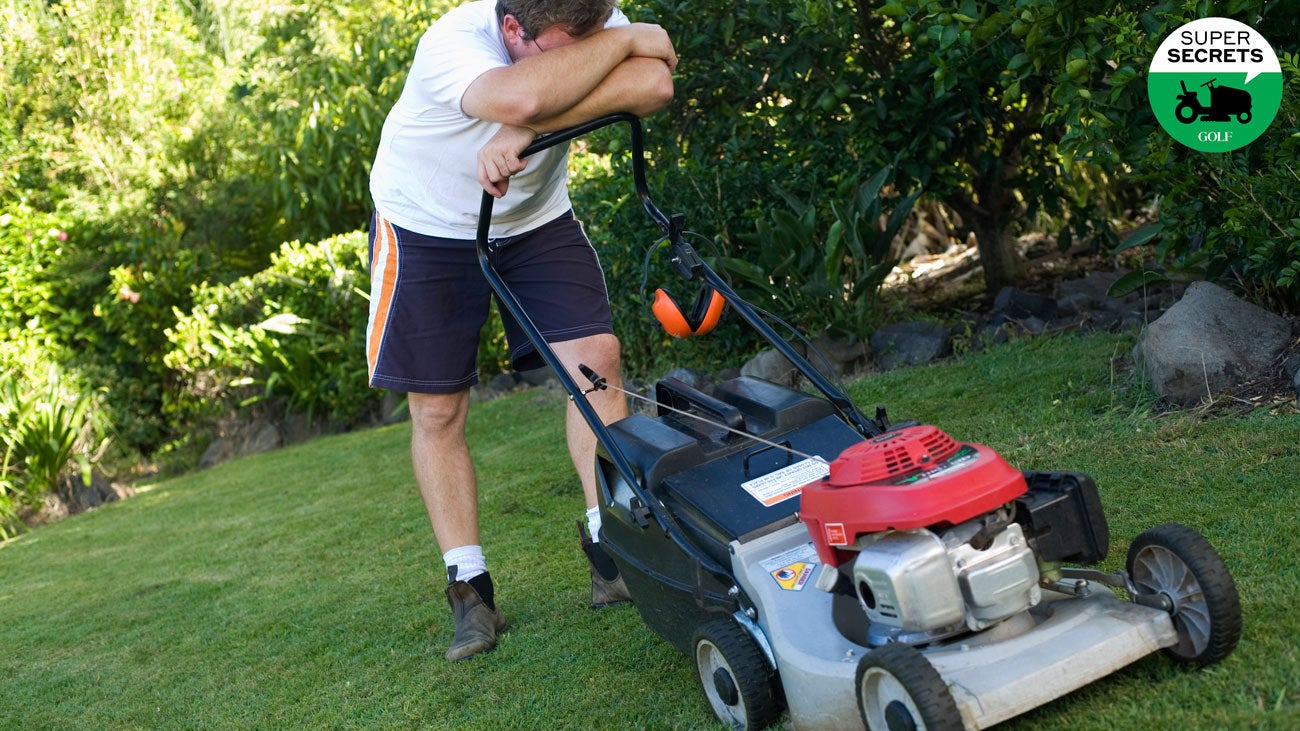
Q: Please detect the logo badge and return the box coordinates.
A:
[1148,17,1282,152]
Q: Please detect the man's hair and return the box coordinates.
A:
[495,0,617,40]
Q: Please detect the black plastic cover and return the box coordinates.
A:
[1014,470,1110,565]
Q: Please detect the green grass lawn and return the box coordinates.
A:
[2,333,1297,730]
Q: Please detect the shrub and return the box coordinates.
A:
[0,366,101,539]
[165,231,379,432]
[729,168,921,337]
[1040,1,1300,307]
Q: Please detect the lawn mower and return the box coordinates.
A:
[475,114,1242,730]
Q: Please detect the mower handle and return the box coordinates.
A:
[476,112,669,250]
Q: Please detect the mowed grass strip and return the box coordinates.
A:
[1,333,1296,729]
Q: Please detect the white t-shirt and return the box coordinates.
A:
[370,0,628,239]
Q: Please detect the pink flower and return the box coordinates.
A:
[118,284,141,304]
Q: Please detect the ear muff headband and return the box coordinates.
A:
[652,287,726,338]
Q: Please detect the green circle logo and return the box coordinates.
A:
[1149,17,1282,152]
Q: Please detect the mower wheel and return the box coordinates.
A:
[692,618,782,731]
[856,643,962,731]
[1127,523,1242,667]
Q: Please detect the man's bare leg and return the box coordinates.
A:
[552,333,632,606]
[551,333,629,508]
[409,390,480,551]
[408,390,505,659]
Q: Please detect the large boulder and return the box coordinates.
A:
[741,348,802,386]
[870,321,951,371]
[1132,282,1291,405]
[199,418,283,469]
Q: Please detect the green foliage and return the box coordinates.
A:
[728,168,921,336]
[0,368,100,539]
[165,231,379,429]
[570,0,906,373]
[237,0,444,244]
[0,206,71,356]
[3,0,1296,465]
[0,0,447,457]
[875,0,1145,291]
[1045,0,1300,307]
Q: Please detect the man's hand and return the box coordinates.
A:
[619,23,678,72]
[478,124,538,198]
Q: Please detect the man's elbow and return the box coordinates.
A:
[497,94,548,127]
[648,69,675,111]
[632,65,675,116]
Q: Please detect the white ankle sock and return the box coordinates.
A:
[443,545,487,582]
[585,506,602,542]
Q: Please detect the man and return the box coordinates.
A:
[366,0,676,661]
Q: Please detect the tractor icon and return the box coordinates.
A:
[1175,78,1253,124]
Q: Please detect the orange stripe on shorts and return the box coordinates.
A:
[366,217,400,382]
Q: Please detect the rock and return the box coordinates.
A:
[1132,282,1292,406]
[199,436,236,470]
[714,367,742,382]
[808,335,871,378]
[1283,354,1300,381]
[741,348,801,386]
[200,418,282,469]
[488,371,522,394]
[1055,292,1093,316]
[1056,270,1125,308]
[870,321,951,371]
[54,468,130,514]
[993,287,1058,321]
[1294,368,1300,406]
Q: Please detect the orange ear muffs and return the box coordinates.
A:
[652,287,725,338]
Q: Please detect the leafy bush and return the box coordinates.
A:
[166,231,379,431]
[0,367,101,539]
[568,0,909,374]
[237,0,447,244]
[728,169,921,337]
[1039,1,1300,307]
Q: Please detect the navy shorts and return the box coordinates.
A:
[366,210,614,393]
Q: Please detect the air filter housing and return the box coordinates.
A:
[800,425,1028,567]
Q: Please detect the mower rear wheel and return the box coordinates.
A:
[692,618,782,730]
[1127,522,1242,667]
[856,643,963,731]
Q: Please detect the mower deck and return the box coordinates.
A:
[732,523,1179,731]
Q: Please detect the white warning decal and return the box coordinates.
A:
[760,542,821,591]
[740,457,829,507]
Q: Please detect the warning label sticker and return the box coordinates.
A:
[760,542,820,591]
[740,457,829,507]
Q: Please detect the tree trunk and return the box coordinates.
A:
[968,217,1026,295]
[951,146,1028,296]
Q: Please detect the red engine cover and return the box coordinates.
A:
[800,425,1027,567]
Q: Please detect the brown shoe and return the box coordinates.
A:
[579,521,632,608]
[444,575,507,661]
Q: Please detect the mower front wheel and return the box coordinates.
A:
[856,643,963,731]
[692,618,782,731]
[1126,522,1242,667]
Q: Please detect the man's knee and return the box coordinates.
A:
[556,333,621,382]
[409,391,471,437]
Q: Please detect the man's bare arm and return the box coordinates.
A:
[528,57,673,133]
[475,58,672,196]
[462,23,676,127]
